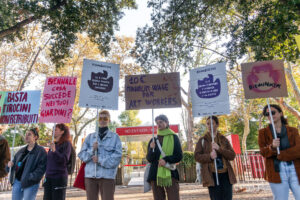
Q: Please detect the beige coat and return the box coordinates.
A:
[194,133,237,187]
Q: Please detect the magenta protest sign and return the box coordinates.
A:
[39,77,77,123]
[241,60,288,99]
[0,90,41,124]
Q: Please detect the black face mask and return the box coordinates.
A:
[98,127,108,140]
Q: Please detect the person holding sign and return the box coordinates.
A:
[194,116,236,200]
[0,127,10,180]
[146,114,183,200]
[8,128,47,200]
[258,104,300,200]
[78,110,122,200]
[43,123,72,200]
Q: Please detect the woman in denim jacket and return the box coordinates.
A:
[78,110,122,200]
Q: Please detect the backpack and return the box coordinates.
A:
[67,146,76,175]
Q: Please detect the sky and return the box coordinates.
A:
[109,0,189,130]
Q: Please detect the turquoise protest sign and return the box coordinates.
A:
[0,90,41,124]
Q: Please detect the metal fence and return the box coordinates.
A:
[0,153,269,192]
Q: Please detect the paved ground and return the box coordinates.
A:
[1,183,290,200]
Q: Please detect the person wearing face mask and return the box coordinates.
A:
[259,104,300,200]
[146,114,183,200]
[43,123,72,200]
[194,116,236,200]
[8,127,47,200]
[78,110,122,200]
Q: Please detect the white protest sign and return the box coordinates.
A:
[79,59,119,110]
[190,63,230,117]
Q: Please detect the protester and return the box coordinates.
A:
[0,126,10,180]
[258,104,300,200]
[8,127,47,200]
[146,114,183,200]
[194,116,236,200]
[43,123,72,200]
[78,110,122,200]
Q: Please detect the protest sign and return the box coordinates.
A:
[190,63,230,117]
[39,77,77,123]
[241,60,288,99]
[0,91,6,115]
[0,90,41,124]
[79,59,119,110]
[125,72,181,110]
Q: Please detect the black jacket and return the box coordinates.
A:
[146,134,183,182]
[10,143,47,188]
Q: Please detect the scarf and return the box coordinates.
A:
[98,127,108,140]
[269,125,291,172]
[157,128,174,187]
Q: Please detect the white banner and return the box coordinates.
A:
[190,63,230,117]
[79,59,119,110]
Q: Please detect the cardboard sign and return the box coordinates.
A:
[0,91,6,115]
[125,72,181,110]
[79,59,119,110]
[0,90,41,124]
[116,124,179,136]
[241,60,288,99]
[190,63,230,117]
[39,77,77,123]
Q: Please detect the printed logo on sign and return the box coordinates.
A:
[88,71,113,92]
[247,63,281,93]
[196,74,221,98]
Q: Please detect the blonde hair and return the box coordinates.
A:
[99,110,110,119]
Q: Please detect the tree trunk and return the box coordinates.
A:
[241,99,253,153]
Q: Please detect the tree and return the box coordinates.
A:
[3,123,52,147]
[135,0,300,151]
[0,0,137,68]
[119,110,142,127]
[56,34,141,150]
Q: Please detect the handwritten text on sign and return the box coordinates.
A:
[241,60,288,99]
[0,91,41,124]
[125,73,181,110]
[39,77,77,123]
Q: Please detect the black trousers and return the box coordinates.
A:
[208,172,232,200]
[43,176,68,200]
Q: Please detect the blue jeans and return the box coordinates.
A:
[269,162,300,200]
[12,179,39,200]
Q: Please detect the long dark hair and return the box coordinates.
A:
[262,104,288,125]
[55,123,71,144]
[206,116,219,126]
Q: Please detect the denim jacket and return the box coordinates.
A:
[78,130,122,179]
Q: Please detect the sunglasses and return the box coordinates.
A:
[265,111,276,117]
[99,117,109,121]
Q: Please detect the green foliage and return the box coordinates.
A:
[181,151,195,168]
[118,110,142,127]
[108,120,120,132]
[0,0,137,69]
[136,0,300,70]
[2,124,52,147]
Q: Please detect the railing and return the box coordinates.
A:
[0,153,268,192]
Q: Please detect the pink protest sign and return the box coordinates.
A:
[39,77,77,123]
[241,60,288,99]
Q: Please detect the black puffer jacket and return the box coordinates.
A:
[10,143,47,188]
[146,134,183,182]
